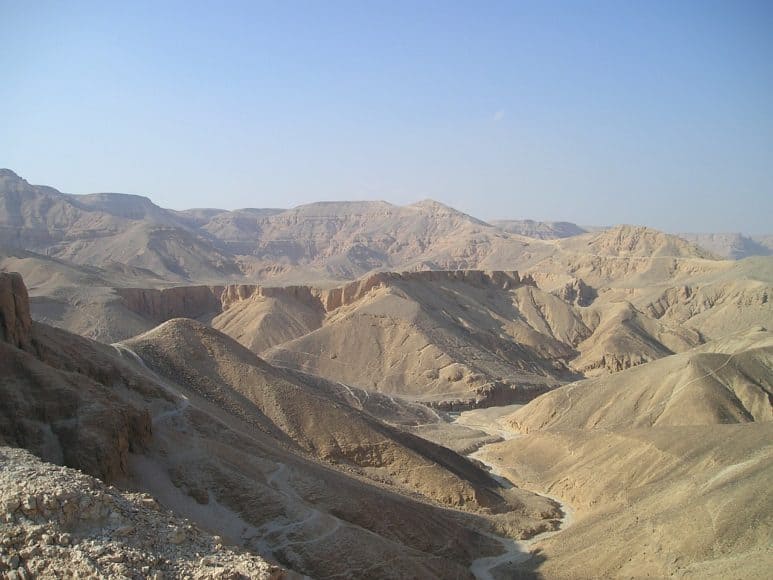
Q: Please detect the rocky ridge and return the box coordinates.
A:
[221,269,532,313]
[490,219,587,239]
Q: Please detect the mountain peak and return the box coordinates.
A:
[0,168,22,180]
[408,199,489,225]
[410,199,455,210]
[588,224,716,259]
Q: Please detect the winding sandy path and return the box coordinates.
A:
[113,343,345,557]
[259,463,343,552]
[454,410,575,580]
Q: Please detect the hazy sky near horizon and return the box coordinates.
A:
[2,1,772,233]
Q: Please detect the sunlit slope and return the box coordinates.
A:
[484,422,773,578]
[508,328,773,431]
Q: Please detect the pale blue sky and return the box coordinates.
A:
[2,1,772,233]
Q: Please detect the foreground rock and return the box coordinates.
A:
[0,447,285,579]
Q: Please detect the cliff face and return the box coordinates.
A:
[221,270,530,314]
[0,273,152,483]
[117,270,532,325]
[123,271,536,369]
[553,277,597,307]
[116,285,225,323]
[0,272,32,349]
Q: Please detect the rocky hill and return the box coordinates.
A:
[476,420,773,578]
[455,326,773,578]
[579,225,714,258]
[0,170,241,282]
[507,327,773,432]
[213,270,725,406]
[122,317,509,509]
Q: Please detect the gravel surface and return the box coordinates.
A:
[0,447,287,580]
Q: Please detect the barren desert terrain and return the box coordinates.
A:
[1,171,771,578]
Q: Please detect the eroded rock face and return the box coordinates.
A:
[221,270,527,314]
[0,272,32,350]
[219,284,259,309]
[0,335,154,484]
[0,273,153,483]
[553,278,597,307]
[116,285,224,323]
[120,270,532,326]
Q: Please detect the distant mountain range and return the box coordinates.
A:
[3,169,768,287]
[678,232,773,260]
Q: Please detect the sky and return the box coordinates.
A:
[2,0,772,233]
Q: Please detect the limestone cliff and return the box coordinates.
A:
[116,285,224,323]
[0,272,32,349]
[221,270,528,314]
[0,273,152,483]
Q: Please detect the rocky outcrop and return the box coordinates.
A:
[219,284,259,309]
[0,272,32,349]
[0,447,285,580]
[116,286,224,323]
[430,381,555,412]
[553,277,596,307]
[0,335,153,484]
[120,271,529,324]
[644,283,772,321]
[220,284,322,312]
[574,352,656,375]
[639,281,772,339]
